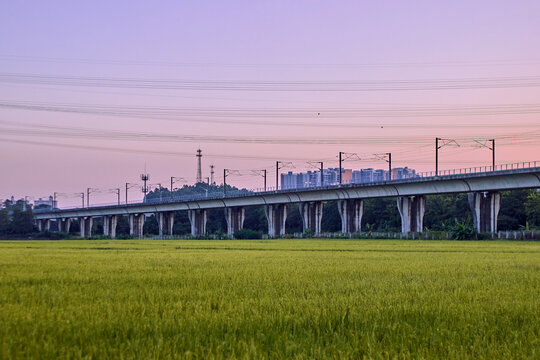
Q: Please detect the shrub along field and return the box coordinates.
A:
[0,239,538,359]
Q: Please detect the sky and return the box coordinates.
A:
[1,0,539,207]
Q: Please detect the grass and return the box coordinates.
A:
[0,239,538,359]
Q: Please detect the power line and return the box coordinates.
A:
[2,73,540,91]
[2,101,540,128]
[3,54,540,68]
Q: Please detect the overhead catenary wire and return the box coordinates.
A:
[2,73,540,91]
[3,54,540,68]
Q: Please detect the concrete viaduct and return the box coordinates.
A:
[34,167,540,238]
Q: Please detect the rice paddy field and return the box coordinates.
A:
[0,239,538,359]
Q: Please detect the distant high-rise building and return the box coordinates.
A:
[278,165,417,189]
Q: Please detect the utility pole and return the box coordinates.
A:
[276,161,279,190]
[320,162,324,186]
[125,183,138,204]
[223,169,227,195]
[473,139,496,171]
[275,162,293,190]
[374,153,392,181]
[170,177,186,200]
[492,139,495,171]
[436,137,459,176]
[339,152,343,184]
[87,188,90,208]
[436,137,440,176]
[112,188,120,205]
[80,193,84,208]
[252,169,267,191]
[388,153,392,181]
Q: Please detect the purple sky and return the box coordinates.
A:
[1,1,539,206]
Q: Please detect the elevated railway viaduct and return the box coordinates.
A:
[34,166,540,238]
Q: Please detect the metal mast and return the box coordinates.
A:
[196,149,202,183]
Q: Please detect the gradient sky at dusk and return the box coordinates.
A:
[1,1,539,206]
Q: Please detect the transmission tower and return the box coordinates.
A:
[140,173,150,200]
[196,149,202,183]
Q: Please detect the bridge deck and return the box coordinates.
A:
[34,167,540,220]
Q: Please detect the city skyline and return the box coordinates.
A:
[1,1,539,206]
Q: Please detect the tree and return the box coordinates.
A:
[525,190,540,228]
[498,190,530,230]
[424,194,470,231]
[243,206,267,232]
[9,208,35,235]
[321,201,341,232]
[0,209,9,235]
[143,215,159,235]
[363,198,400,232]
[285,205,302,234]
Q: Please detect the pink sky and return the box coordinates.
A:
[1,1,539,207]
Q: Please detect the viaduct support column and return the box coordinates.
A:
[79,217,93,238]
[397,196,426,233]
[264,204,287,238]
[103,215,118,238]
[58,218,71,233]
[168,212,174,236]
[299,202,324,236]
[110,215,118,238]
[103,216,110,237]
[225,207,245,237]
[129,214,145,239]
[337,199,364,234]
[468,192,501,233]
[188,210,207,237]
[37,219,44,232]
[158,212,175,238]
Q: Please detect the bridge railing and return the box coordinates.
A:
[414,161,538,178]
[33,160,539,213]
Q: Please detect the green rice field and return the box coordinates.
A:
[0,239,538,359]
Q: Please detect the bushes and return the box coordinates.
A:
[34,231,70,240]
[234,229,263,239]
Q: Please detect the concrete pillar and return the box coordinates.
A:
[129,214,145,238]
[299,202,324,236]
[264,204,287,237]
[37,219,43,232]
[397,195,426,233]
[101,215,117,238]
[225,207,245,237]
[58,218,71,232]
[45,219,51,232]
[468,192,501,233]
[79,218,85,237]
[188,209,207,237]
[79,217,93,237]
[168,212,174,236]
[157,212,174,237]
[103,216,110,236]
[110,215,118,239]
[337,199,364,233]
